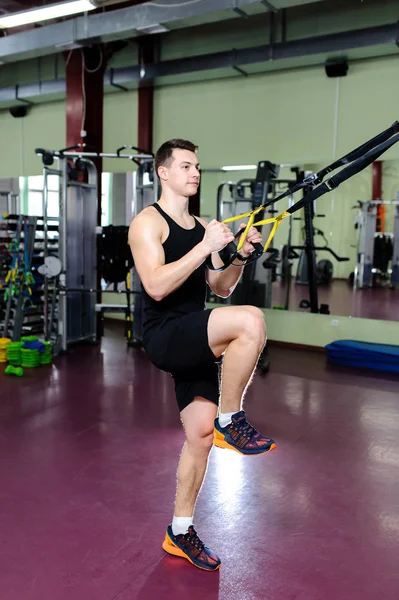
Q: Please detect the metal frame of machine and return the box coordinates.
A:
[35,146,155,353]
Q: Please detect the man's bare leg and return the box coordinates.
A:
[208,305,266,413]
[174,397,217,519]
[162,397,222,570]
[207,305,275,454]
[172,305,267,514]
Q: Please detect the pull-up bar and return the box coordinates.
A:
[35,144,154,166]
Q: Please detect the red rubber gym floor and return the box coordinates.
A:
[1,324,399,600]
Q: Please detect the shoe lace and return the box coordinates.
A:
[232,418,256,439]
[185,528,204,551]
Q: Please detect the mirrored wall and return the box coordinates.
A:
[201,162,399,323]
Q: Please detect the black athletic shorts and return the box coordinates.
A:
[143,308,220,412]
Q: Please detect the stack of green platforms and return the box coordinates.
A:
[6,342,22,366]
[40,342,52,366]
[21,347,41,368]
[20,338,53,368]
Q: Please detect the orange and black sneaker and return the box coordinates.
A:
[213,411,276,455]
[162,525,221,571]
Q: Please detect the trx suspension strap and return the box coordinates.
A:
[206,121,399,272]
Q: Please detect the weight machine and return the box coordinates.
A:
[215,167,349,315]
[291,179,350,314]
[352,199,399,289]
[207,122,399,318]
[215,162,299,310]
[0,215,39,340]
[33,145,155,353]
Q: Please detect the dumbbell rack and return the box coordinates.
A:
[0,214,60,342]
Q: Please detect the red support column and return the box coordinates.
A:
[137,38,200,215]
[372,160,384,232]
[138,85,154,154]
[65,46,106,225]
[138,39,154,154]
[65,46,107,339]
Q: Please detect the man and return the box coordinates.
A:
[129,139,275,572]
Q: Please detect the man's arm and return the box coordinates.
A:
[207,254,247,298]
[196,217,247,298]
[129,211,211,301]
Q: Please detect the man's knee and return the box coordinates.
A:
[207,305,266,358]
[186,429,214,455]
[240,306,267,343]
[181,400,216,455]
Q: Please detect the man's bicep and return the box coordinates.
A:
[129,216,164,290]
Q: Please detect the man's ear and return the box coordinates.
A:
[158,165,168,182]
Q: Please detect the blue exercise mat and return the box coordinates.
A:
[325,340,399,373]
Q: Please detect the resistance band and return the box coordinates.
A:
[206,121,399,272]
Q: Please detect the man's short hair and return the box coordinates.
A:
[155,138,198,177]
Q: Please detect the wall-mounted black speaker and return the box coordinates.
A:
[9,105,29,118]
[325,58,349,78]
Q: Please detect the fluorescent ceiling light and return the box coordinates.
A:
[55,41,84,49]
[136,23,169,34]
[221,165,257,171]
[0,0,95,29]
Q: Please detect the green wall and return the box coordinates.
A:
[154,63,337,166]
[154,54,399,167]
[0,92,138,177]
[102,91,138,173]
[0,101,66,177]
[261,308,399,348]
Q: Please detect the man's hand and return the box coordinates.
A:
[203,220,235,254]
[238,223,263,257]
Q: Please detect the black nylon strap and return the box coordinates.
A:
[287,131,399,215]
[317,121,399,179]
[261,121,399,211]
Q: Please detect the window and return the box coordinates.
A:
[19,172,112,224]
[20,174,60,217]
[26,191,43,216]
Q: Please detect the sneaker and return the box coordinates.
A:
[162,525,221,571]
[213,410,276,455]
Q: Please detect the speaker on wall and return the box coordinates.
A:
[325,58,349,78]
[9,105,29,118]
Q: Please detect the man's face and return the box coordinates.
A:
[159,149,200,196]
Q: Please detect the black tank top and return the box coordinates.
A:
[142,202,207,339]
